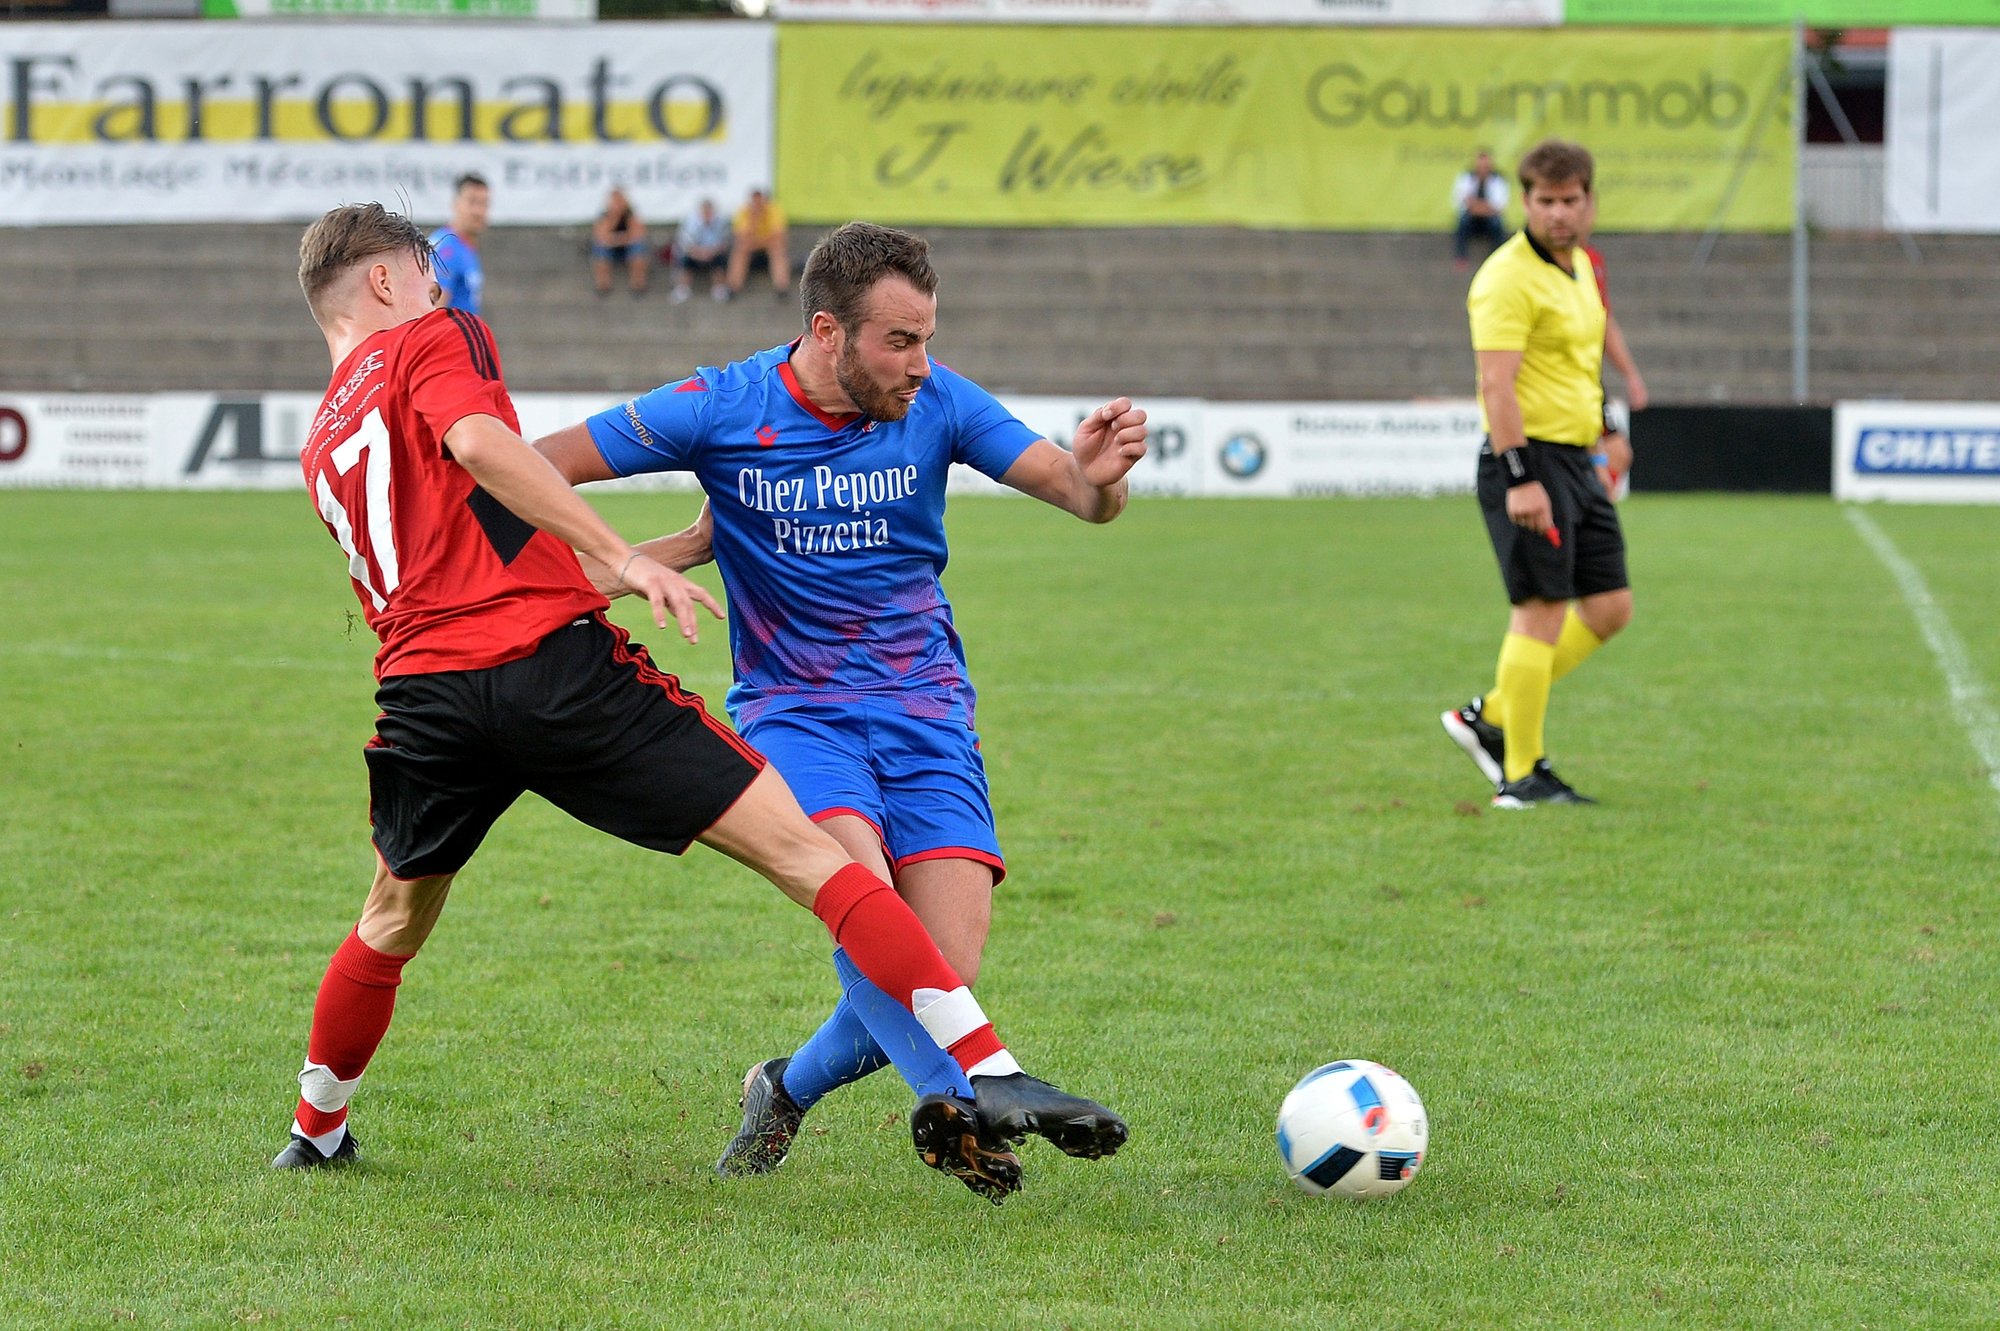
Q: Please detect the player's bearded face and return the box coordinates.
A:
[832,323,924,417]
[1524,179,1588,252]
[834,337,919,421]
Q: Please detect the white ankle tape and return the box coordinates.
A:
[911,986,988,1049]
[298,1060,363,1113]
[966,1051,1022,1080]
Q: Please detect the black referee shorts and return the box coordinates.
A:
[363,613,766,880]
[1476,438,1629,605]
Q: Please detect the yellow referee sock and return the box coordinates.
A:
[1550,609,1604,684]
[1494,633,1555,783]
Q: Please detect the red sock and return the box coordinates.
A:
[811,864,1009,1075]
[292,928,410,1137]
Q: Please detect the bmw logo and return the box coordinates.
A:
[1218,432,1266,479]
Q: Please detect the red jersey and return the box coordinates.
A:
[301,308,606,680]
[1584,245,1611,312]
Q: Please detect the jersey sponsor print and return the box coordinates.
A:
[586,342,1040,727]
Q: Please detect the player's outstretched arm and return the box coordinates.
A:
[533,422,620,486]
[998,398,1148,523]
[578,505,716,599]
[445,414,722,642]
[533,425,716,597]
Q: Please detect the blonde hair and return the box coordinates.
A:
[298,202,432,322]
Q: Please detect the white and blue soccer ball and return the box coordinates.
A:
[1276,1059,1428,1199]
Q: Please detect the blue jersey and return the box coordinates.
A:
[586,342,1041,727]
[429,228,483,315]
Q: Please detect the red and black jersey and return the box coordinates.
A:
[301,307,606,680]
[1584,244,1611,313]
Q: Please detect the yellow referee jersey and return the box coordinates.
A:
[1467,231,1606,447]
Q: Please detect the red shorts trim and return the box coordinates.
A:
[598,613,765,768]
[810,806,891,862]
[893,846,1007,886]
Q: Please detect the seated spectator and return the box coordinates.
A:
[591,188,648,297]
[670,198,732,304]
[1452,150,1509,270]
[724,188,791,301]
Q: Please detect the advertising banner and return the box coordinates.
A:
[0,22,771,225]
[771,0,1557,26]
[777,25,1795,231]
[1834,401,2000,503]
[0,391,1481,496]
[1885,28,2000,233]
[1569,2,2000,21]
[1198,401,1483,496]
[203,0,595,17]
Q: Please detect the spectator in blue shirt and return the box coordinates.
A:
[670,198,732,305]
[429,174,489,314]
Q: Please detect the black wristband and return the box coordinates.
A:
[1499,447,1535,488]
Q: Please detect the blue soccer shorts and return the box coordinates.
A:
[739,701,1005,883]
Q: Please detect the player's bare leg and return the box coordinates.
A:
[273,857,454,1169]
[1575,587,1632,643]
[896,856,993,984]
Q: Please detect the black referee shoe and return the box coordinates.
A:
[716,1057,807,1178]
[910,1094,1024,1205]
[1441,696,1506,789]
[1492,760,1596,809]
[270,1128,359,1170]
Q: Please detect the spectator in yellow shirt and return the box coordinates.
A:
[725,189,792,302]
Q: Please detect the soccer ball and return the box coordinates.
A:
[1275,1059,1428,1199]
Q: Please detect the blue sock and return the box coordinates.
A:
[779,948,973,1109]
[833,947,974,1100]
[780,990,887,1111]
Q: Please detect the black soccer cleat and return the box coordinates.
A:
[970,1073,1129,1160]
[270,1128,360,1170]
[910,1094,1025,1205]
[716,1057,807,1178]
[1441,696,1506,789]
[1492,759,1597,809]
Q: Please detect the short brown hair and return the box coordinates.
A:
[298,203,432,322]
[1518,139,1594,195]
[799,222,939,332]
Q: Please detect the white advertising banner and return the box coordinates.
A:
[0,392,1480,496]
[1197,401,1483,497]
[1834,400,2000,503]
[0,22,772,225]
[771,0,1556,23]
[1885,28,2000,234]
[204,0,596,18]
[0,390,706,489]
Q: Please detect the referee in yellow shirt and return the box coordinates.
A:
[1441,139,1633,808]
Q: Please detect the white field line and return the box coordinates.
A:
[1846,506,2000,801]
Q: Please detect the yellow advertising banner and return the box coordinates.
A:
[777,25,1795,231]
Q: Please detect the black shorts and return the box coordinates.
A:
[364,613,766,879]
[1476,438,1629,605]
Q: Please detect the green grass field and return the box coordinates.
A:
[3,490,1997,1329]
